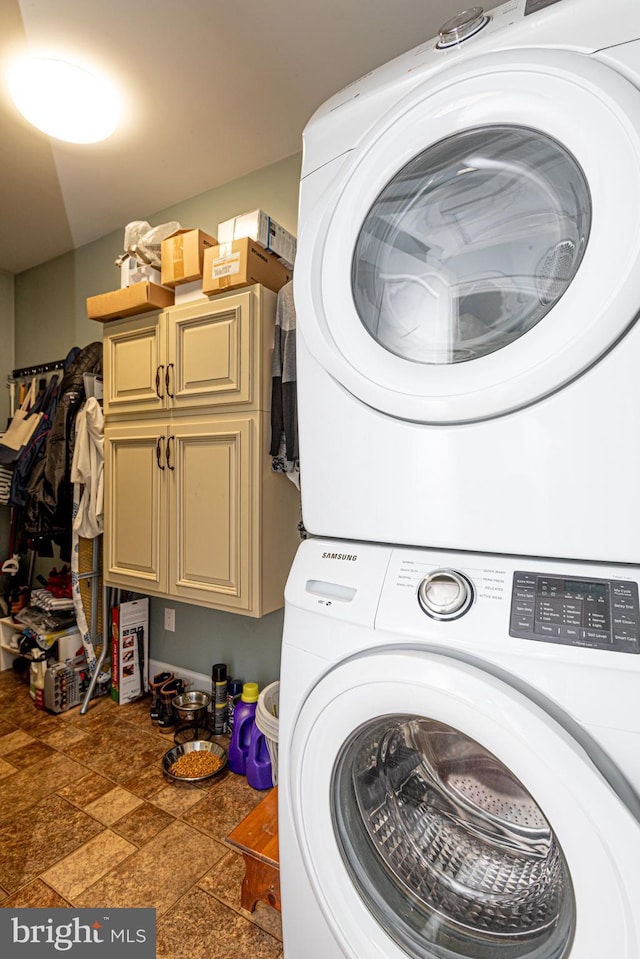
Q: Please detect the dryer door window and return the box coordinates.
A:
[352,126,590,365]
[332,715,574,959]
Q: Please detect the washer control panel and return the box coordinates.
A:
[510,572,640,654]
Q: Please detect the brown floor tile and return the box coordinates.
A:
[41,722,88,750]
[0,752,90,823]
[74,819,226,914]
[3,740,55,769]
[41,828,137,901]
[64,720,168,783]
[182,773,265,841]
[0,794,103,893]
[0,717,18,737]
[56,771,117,808]
[198,850,282,941]
[1,879,72,907]
[0,729,35,755]
[0,669,281,956]
[120,762,167,800]
[111,802,174,846]
[0,756,18,778]
[157,887,282,959]
[83,785,144,825]
[150,781,207,817]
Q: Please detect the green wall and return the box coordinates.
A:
[0,270,15,565]
[11,151,302,689]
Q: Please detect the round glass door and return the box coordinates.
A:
[332,715,575,959]
[352,126,590,366]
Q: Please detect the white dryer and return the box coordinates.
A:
[294,0,640,563]
[278,536,640,959]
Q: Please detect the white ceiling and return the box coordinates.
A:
[0,0,463,275]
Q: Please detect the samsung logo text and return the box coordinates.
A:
[322,552,358,561]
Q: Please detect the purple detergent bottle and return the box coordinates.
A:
[228,682,259,775]
[246,719,273,790]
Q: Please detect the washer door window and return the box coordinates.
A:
[352,126,590,366]
[288,651,640,959]
[297,50,640,422]
[333,716,574,959]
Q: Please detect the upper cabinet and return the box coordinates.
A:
[103,286,276,416]
[102,285,301,617]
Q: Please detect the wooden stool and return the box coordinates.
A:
[227,786,280,912]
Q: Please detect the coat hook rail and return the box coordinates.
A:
[10,359,66,380]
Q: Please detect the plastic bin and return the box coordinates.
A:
[255,681,279,786]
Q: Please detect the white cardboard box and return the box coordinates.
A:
[217,209,296,268]
[111,598,149,704]
[120,257,163,289]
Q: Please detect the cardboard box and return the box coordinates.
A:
[203,238,292,296]
[111,597,149,705]
[217,210,296,268]
[161,228,217,287]
[87,282,174,321]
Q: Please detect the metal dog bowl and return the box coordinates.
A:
[162,740,227,782]
[172,690,211,722]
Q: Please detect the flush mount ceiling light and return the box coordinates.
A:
[9,56,120,143]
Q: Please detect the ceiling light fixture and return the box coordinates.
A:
[9,56,120,144]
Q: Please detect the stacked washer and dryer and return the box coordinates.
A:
[278,2,640,958]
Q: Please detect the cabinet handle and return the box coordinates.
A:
[155,365,165,399]
[166,435,175,471]
[156,436,165,470]
[165,363,175,399]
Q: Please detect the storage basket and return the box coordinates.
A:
[255,681,279,786]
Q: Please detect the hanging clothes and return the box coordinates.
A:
[70,397,104,538]
[269,280,300,489]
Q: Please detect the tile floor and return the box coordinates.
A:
[0,666,283,958]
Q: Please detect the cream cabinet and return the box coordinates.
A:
[102,286,301,617]
[103,287,275,416]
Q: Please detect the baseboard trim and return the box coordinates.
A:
[148,658,211,693]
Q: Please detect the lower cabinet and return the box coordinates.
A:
[104,412,300,616]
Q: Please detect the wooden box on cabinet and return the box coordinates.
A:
[102,285,300,617]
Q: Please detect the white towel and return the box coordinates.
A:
[70,397,104,538]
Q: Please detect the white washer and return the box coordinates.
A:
[294,0,640,563]
[278,536,640,958]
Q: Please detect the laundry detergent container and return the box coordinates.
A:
[249,681,279,788]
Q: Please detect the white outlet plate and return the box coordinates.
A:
[164,608,175,632]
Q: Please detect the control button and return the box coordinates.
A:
[418,569,474,620]
[514,589,536,601]
[512,616,534,630]
[583,630,610,644]
[558,626,581,640]
[436,7,490,47]
[514,602,535,615]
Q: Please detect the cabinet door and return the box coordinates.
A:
[103,312,167,416]
[168,416,252,609]
[167,292,254,410]
[104,423,168,594]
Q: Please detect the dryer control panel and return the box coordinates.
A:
[510,572,640,653]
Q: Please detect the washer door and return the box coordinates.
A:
[287,651,640,959]
[295,49,640,422]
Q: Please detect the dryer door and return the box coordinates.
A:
[287,651,640,959]
[295,48,640,422]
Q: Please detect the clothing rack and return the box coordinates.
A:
[6,358,66,420]
[11,359,66,379]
